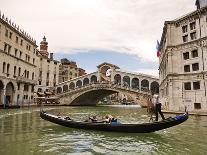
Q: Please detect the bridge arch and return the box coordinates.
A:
[132,78,139,90]
[141,79,149,91]
[150,81,159,95]
[57,87,62,94]
[91,75,97,83]
[69,82,75,90]
[63,85,69,92]
[123,76,130,87]
[83,78,89,86]
[114,74,121,84]
[76,80,82,88]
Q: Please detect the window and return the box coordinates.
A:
[16,36,18,43]
[184,65,190,72]
[3,62,6,73]
[15,49,18,57]
[39,81,41,85]
[9,32,12,39]
[8,45,11,54]
[191,50,198,58]
[46,82,49,86]
[14,66,16,76]
[183,52,189,60]
[31,86,34,92]
[193,81,200,90]
[18,67,21,76]
[32,72,34,80]
[33,58,35,64]
[17,83,20,90]
[190,32,196,40]
[184,82,191,90]
[20,51,22,58]
[24,84,29,91]
[183,35,188,43]
[7,64,10,74]
[190,22,196,30]
[192,63,199,71]
[70,72,72,75]
[182,25,188,33]
[47,73,49,79]
[5,29,8,37]
[4,43,7,52]
[20,39,23,46]
[25,54,27,61]
[28,56,30,62]
[194,103,201,109]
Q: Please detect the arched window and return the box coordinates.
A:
[18,67,21,76]
[132,78,139,90]
[76,80,82,88]
[63,85,69,92]
[69,82,75,90]
[32,72,34,80]
[114,74,121,84]
[141,79,149,91]
[13,66,16,76]
[150,81,159,95]
[3,62,6,73]
[57,87,62,94]
[83,78,89,86]
[123,76,130,87]
[7,64,10,74]
[91,75,97,83]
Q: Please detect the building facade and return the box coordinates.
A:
[59,58,86,83]
[159,0,207,112]
[0,12,59,105]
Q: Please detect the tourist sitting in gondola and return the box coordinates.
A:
[89,116,98,123]
[64,116,71,120]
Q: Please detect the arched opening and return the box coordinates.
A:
[141,79,149,91]
[76,80,82,88]
[7,64,10,74]
[91,75,97,83]
[150,81,159,95]
[0,80,4,104]
[57,87,62,94]
[5,82,15,105]
[114,74,121,84]
[63,85,69,92]
[83,78,89,86]
[132,78,139,90]
[18,67,21,76]
[69,82,75,90]
[123,76,130,87]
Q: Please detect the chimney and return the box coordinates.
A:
[50,53,54,60]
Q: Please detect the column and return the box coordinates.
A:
[2,88,6,108]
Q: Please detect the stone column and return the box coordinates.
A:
[139,79,142,91]
[2,88,6,107]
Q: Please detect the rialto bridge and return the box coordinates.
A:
[54,62,159,107]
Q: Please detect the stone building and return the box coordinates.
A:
[159,0,207,112]
[0,13,38,105]
[59,58,86,83]
[0,12,59,106]
[35,36,59,93]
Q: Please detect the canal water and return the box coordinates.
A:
[0,106,207,155]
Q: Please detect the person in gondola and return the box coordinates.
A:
[155,96,165,121]
[89,116,98,123]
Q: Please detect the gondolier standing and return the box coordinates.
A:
[155,95,165,121]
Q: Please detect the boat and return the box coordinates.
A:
[40,110,188,133]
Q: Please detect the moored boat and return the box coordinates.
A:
[40,110,188,133]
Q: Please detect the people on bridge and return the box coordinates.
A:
[154,95,165,121]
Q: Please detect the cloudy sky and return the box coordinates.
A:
[1,0,196,76]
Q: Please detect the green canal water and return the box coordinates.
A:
[0,106,207,155]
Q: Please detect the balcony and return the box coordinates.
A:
[16,76,37,85]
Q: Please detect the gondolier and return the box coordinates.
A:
[155,95,165,121]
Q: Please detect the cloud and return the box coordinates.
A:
[1,0,196,63]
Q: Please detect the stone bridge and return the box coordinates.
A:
[55,62,159,107]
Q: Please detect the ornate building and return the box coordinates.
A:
[0,12,59,106]
[59,58,86,83]
[159,0,207,112]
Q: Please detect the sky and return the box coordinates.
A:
[1,0,196,76]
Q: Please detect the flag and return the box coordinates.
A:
[156,40,161,58]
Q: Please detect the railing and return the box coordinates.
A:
[57,82,151,97]
[16,76,37,85]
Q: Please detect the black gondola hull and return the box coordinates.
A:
[40,111,188,133]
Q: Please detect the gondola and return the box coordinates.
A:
[40,110,188,133]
